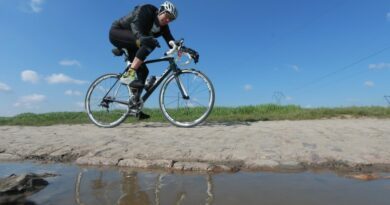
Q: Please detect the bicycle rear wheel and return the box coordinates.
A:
[85,73,131,128]
[159,69,215,127]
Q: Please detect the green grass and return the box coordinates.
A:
[1,104,390,126]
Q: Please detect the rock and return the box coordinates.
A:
[347,174,379,181]
[172,162,210,171]
[0,173,57,204]
[346,173,390,181]
[118,159,174,169]
[0,173,57,194]
[76,156,119,166]
[207,164,238,172]
[0,153,22,161]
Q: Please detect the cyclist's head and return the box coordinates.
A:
[158,1,178,22]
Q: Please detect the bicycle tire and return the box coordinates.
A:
[159,69,215,127]
[85,73,131,128]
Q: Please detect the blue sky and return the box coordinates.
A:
[1,0,390,116]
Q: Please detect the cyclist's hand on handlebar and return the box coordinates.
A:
[182,47,199,63]
[140,36,160,48]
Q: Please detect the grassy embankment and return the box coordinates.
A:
[0,104,389,126]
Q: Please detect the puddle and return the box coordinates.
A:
[0,162,389,205]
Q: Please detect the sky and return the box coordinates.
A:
[1,0,390,116]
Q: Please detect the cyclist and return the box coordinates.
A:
[109,1,178,119]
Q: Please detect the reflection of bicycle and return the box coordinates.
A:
[85,39,215,128]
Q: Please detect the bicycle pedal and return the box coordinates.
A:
[128,109,140,117]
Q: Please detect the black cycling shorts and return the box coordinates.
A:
[109,28,155,61]
[109,28,150,83]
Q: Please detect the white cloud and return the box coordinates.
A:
[0,82,11,92]
[65,90,83,96]
[368,63,390,70]
[21,70,39,84]
[289,64,300,72]
[244,84,252,91]
[14,94,46,108]
[46,73,88,84]
[59,59,81,67]
[364,81,375,87]
[30,0,44,13]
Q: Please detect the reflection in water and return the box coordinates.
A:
[155,174,164,205]
[75,171,85,205]
[118,171,151,205]
[175,192,186,205]
[74,170,215,205]
[90,171,111,204]
[2,162,388,205]
[206,174,214,205]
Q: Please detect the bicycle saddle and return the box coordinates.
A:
[112,48,124,56]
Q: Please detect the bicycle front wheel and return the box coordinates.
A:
[159,69,215,127]
[85,73,131,128]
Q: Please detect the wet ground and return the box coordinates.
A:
[0,161,389,205]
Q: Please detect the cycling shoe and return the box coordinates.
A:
[138,111,150,120]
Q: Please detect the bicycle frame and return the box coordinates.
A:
[102,56,189,107]
[142,57,189,102]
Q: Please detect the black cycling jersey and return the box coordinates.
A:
[111,4,174,47]
[109,4,176,88]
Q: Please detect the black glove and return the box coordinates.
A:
[182,47,199,63]
[140,36,160,48]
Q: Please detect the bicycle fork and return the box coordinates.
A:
[175,75,190,100]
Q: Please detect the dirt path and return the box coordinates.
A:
[1,119,390,172]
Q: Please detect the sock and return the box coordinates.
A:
[124,68,135,77]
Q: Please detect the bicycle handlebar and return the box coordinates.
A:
[164,39,197,65]
[165,40,178,56]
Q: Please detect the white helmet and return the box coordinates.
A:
[159,1,178,20]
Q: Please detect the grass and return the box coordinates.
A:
[0,104,390,126]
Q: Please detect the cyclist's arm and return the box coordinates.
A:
[161,26,175,48]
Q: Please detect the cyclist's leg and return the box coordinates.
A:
[109,28,139,98]
[108,28,151,120]
[136,64,149,85]
[109,28,138,51]
[131,59,151,120]
[109,27,156,71]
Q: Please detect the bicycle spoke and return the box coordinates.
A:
[160,70,215,127]
[188,100,206,107]
[85,74,130,128]
[164,98,180,106]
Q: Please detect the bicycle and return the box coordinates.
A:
[85,39,215,128]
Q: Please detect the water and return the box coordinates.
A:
[0,162,389,205]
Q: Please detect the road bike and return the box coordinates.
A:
[85,39,215,128]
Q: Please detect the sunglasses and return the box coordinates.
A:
[164,12,176,21]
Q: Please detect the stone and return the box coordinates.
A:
[172,162,210,171]
[76,156,119,166]
[0,153,22,161]
[118,159,173,169]
[0,173,57,194]
[0,172,57,204]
